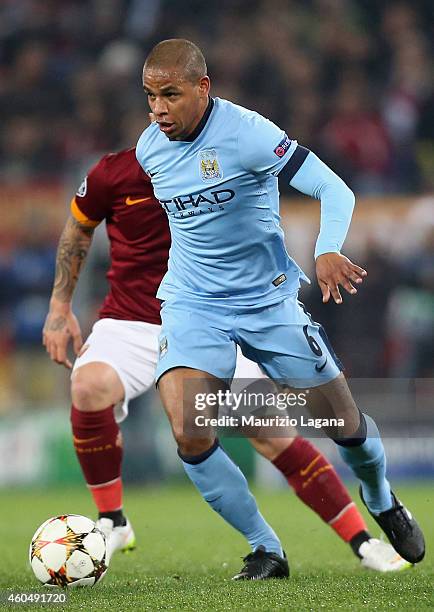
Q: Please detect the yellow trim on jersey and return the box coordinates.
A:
[70,197,100,228]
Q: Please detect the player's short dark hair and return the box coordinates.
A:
[144,39,207,83]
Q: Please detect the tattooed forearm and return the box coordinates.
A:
[52,216,95,302]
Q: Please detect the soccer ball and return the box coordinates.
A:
[29,515,108,587]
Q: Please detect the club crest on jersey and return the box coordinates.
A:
[199,149,222,182]
[274,134,291,158]
[76,176,87,197]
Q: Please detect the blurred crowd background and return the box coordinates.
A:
[1,0,433,191]
[0,0,433,485]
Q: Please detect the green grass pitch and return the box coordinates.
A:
[0,484,432,611]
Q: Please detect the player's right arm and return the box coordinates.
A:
[43,160,110,368]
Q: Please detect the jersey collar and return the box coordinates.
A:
[182,97,214,142]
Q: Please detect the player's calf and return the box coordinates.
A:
[332,410,425,564]
[159,368,285,563]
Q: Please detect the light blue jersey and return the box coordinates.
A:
[137,96,352,385]
[136,97,310,307]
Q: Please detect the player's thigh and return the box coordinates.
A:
[237,296,343,389]
[156,299,237,383]
[158,366,228,450]
[72,318,160,418]
[232,348,298,445]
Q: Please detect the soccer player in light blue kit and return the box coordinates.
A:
[136,39,424,579]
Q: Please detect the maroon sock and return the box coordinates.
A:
[273,437,356,526]
[71,405,122,486]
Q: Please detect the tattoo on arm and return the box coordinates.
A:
[45,315,67,332]
[52,216,94,302]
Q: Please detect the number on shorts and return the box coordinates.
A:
[302,325,323,356]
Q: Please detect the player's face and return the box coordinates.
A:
[143,68,210,140]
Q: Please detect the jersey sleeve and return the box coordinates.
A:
[136,130,147,173]
[136,125,157,176]
[289,151,355,259]
[70,157,111,227]
[237,112,301,176]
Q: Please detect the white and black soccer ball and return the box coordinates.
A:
[29,514,108,587]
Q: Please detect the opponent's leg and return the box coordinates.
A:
[158,367,288,579]
[250,435,410,571]
[71,362,135,557]
[251,436,367,542]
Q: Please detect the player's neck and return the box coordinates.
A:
[179,96,214,142]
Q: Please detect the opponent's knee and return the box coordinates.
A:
[71,369,114,412]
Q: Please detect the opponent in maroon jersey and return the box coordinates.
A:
[70,147,170,324]
[42,149,408,571]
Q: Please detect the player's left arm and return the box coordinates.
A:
[238,114,366,305]
[287,149,367,305]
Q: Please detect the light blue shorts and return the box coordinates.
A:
[155,294,342,388]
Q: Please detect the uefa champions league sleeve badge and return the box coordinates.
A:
[76,176,88,197]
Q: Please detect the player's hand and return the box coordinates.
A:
[315,252,367,304]
[42,299,83,369]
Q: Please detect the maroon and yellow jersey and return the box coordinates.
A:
[70,147,170,324]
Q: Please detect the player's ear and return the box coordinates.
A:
[198,76,210,97]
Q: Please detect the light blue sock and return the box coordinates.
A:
[181,444,283,556]
[337,414,393,514]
